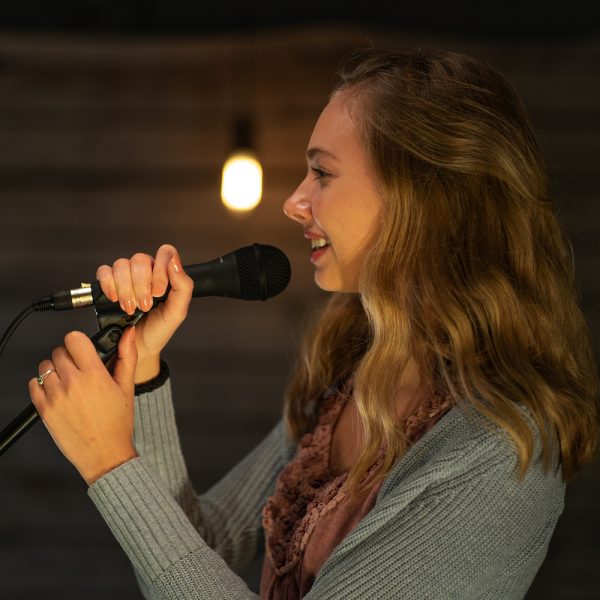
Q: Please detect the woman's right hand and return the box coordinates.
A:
[96,244,194,384]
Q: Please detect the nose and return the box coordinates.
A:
[283,179,312,223]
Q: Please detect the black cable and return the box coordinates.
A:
[0,305,38,455]
[0,296,56,360]
[0,305,34,359]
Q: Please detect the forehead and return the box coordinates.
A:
[307,91,362,159]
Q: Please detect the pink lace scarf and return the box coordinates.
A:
[260,380,454,599]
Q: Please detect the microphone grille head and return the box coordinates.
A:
[235,244,291,300]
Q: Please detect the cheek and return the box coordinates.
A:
[363,197,384,239]
[309,197,326,228]
[348,211,383,263]
[368,210,384,242]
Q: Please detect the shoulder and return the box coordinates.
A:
[379,400,565,517]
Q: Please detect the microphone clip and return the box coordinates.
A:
[89,287,146,368]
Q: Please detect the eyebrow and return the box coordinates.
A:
[306,147,339,162]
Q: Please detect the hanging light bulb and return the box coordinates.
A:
[221,116,263,213]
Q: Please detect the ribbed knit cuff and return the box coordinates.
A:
[87,456,205,584]
[134,360,170,395]
[132,378,192,498]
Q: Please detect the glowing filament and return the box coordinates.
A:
[221,152,263,212]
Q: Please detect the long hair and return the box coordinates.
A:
[283,49,600,499]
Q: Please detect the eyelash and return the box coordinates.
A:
[310,166,330,181]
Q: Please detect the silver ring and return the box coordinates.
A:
[37,368,54,387]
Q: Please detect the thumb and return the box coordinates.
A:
[113,326,138,395]
[164,252,194,323]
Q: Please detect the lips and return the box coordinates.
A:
[310,244,330,263]
[304,230,330,263]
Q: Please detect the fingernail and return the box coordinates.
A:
[125,299,134,314]
[172,256,181,273]
[151,283,163,297]
[141,297,151,311]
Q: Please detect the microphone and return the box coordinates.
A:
[32,243,291,311]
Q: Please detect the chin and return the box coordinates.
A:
[314,272,339,292]
[314,272,356,293]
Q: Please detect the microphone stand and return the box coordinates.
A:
[0,290,146,456]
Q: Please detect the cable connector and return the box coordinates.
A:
[32,284,94,312]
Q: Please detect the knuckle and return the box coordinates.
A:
[64,330,84,345]
[172,310,188,327]
[158,243,176,255]
[130,252,151,267]
[113,257,130,270]
[96,264,111,279]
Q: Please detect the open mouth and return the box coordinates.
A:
[310,238,330,251]
[310,239,330,262]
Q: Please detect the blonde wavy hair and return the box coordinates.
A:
[283,48,600,499]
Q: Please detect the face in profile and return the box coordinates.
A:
[283,90,383,293]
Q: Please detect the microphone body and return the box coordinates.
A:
[33,243,291,312]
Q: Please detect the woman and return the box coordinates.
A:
[29,49,599,599]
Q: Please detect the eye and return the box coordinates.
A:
[310,166,330,181]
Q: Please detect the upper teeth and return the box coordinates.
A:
[311,238,329,249]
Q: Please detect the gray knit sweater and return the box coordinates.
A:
[87,378,565,599]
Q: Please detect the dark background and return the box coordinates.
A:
[1,1,598,37]
[0,3,598,598]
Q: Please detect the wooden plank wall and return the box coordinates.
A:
[0,26,598,598]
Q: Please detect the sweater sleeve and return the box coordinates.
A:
[132,377,293,570]
[87,378,293,599]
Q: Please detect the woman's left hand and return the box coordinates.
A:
[29,327,139,486]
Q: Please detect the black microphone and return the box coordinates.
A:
[32,243,291,311]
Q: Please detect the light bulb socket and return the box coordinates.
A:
[233,115,253,151]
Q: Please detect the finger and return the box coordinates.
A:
[96,264,118,302]
[37,359,54,374]
[63,331,104,372]
[28,378,60,448]
[164,251,194,325]
[112,258,136,315]
[152,244,176,297]
[35,359,60,394]
[113,326,137,397]
[29,376,48,416]
[130,253,154,312]
[51,346,77,381]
